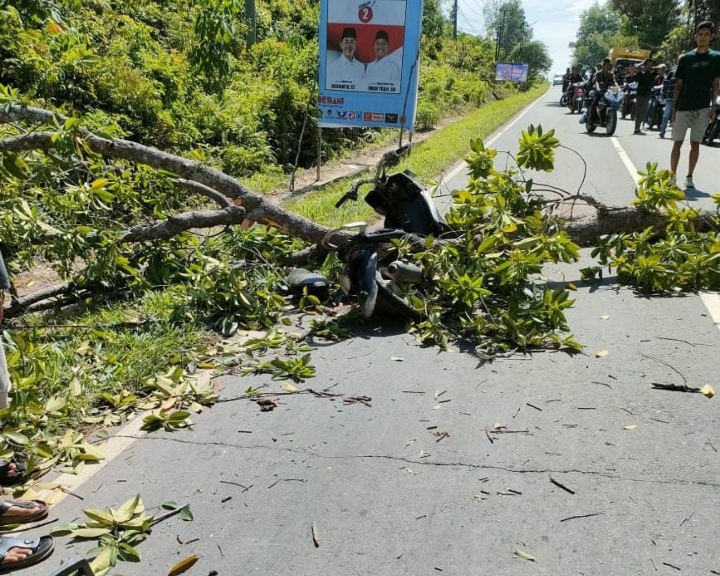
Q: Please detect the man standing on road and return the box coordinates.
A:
[326,27,366,91]
[624,58,658,134]
[670,21,720,189]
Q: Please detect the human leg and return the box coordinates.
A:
[0,535,54,573]
[670,141,683,174]
[660,101,672,136]
[634,96,648,131]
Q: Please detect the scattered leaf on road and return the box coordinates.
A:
[390,357,404,362]
[168,554,199,576]
[281,382,300,393]
[623,425,637,431]
[595,350,609,358]
[599,315,610,320]
[700,384,715,398]
[493,423,507,430]
[566,282,577,291]
[514,546,536,562]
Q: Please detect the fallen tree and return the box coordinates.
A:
[1,104,719,333]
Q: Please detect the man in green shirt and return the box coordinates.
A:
[670,21,720,189]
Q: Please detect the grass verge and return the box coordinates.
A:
[284,84,549,227]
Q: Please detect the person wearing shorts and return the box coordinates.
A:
[670,21,720,189]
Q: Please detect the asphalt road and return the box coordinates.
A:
[20,87,720,576]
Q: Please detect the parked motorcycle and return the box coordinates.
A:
[702,96,720,146]
[287,144,453,320]
[645,85,665,130]
[621,81,638,120]
[585,86,622,136]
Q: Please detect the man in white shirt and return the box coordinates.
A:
[326,27,365,91]
[364,30,401,93]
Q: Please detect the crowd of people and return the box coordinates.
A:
[560,20,720,190]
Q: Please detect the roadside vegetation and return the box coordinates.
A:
[0,0,553,488]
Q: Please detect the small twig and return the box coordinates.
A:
[679,512,693,526]
[708,438,718,453]
[485,428,494,444]
[526,402,542,411]
[550,477,575,495]
[311,522,320,548]
[576,407,596,410]
[150,504,190,526]
[512,406,521,418]
[60,486,85,500]
[662,561,681,571]
[488,428,530,434]
[649,417,670,424]
[426,425,438,430]
[268,477,306,489]
[651,382,700,394]
[507,488,522,495]
[415,515,427,520]
[641,353,687,386]
[402,390,425,394]
[559,512,604,522]
[2,517,58,534]
[221,496,232,503]
[657,336,712,347]
[591,381,613,389]
[435,432,449,443]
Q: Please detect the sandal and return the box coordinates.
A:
[0,535,54,574]
[0,499,49,526]
[0,459,28,486]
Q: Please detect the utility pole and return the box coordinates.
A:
[245,0,257,47]
[452,0,458,40]
[495,6,507,62]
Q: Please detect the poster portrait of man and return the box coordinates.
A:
[325,27,366,91]
[364,29,402,93]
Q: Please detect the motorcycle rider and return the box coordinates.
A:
[587,59,617,125]
[624,57,659,134]
[644,63,667,129]
[565,65,585,107]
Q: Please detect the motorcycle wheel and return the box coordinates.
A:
[376,283,422,321]
[703,122,719,146]
[605,110,617,136]
[586,119,596,134]
[560,95,568,107]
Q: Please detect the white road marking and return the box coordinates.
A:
[444,87,551,182]
[610,137,641,184]
[700,292,720,331]
[610,138,720,334]
[35,414,148,505]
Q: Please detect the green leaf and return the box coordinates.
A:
[3,430,30,446]
[178,506,194,521]
[84,508,115,525]
[90,546,116,574]
[71,527,112,538]
[161,501,178,510]
[50,522,79,536]
[513,546,536,562]
[114,494,141,524]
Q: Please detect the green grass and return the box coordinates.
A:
[284,84,549,227]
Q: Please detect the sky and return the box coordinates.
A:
[455,0,602,73]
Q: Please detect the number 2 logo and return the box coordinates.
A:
[358,2,374,23]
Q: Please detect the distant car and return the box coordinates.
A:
[553,74,564,86]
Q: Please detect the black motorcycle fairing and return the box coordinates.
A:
[365,171,449,236]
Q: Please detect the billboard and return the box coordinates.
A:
[318,0,424,131]
[495,63,529,83]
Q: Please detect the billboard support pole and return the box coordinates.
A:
[317,127,322,182]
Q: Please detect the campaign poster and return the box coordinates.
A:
[318,0,424,131]
[495,63,529,83]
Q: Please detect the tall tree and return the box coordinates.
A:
[484,0,533,58]
[570,2,628,65]
[612,0,681,49]
[508,39,551,82]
